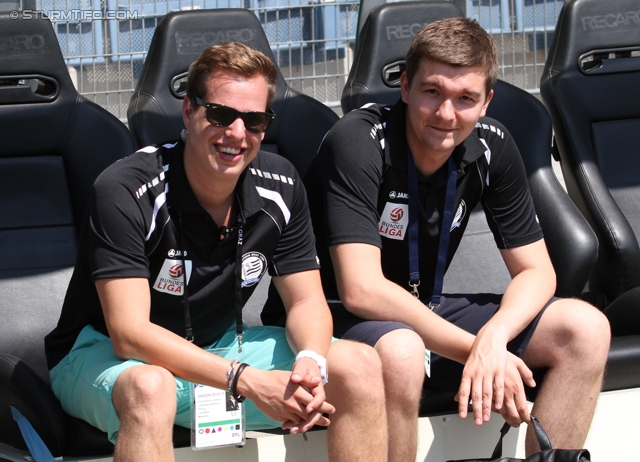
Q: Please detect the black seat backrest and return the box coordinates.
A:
[354,0,464,54]
[128,9,339,179]
[540,0,640,303]
[0,12,134,380]
[0,11,134,452]
[338,2,597,297]
[355,0,409,49]
[342,1,463,114]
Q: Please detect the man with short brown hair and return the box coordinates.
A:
[45,42,387,462]
[306,17,610,459]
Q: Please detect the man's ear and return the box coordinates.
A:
[480,89,494,118]
[400,72,410,104]
[182,96,193,129]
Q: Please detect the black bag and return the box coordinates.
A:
[447,415,591,461]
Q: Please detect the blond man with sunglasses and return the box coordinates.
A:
[45,42,387,462]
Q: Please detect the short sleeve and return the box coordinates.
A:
[89,164,151,280]
[269,175,320,276]
[317,109,387,248]
[480,124,543,249]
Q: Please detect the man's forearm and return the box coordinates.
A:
[341,275,478,364]
[98,278,233,389]
[484,240,556,343]
[479,265,556,345]
[273,270,333,358]
[285,298,332,357]
[111,320,235,389]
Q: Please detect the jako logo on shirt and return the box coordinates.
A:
[379,202,409,240]
[389,191,408,199]
[241,252,267,288]
[154,259,193,295]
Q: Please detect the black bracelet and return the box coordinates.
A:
[227,359,239,397]
[231,363,249,403]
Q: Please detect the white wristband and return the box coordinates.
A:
[295,350,329,385]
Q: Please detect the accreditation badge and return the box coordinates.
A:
[190,348,245,450]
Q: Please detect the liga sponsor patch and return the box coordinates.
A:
[378,202,408,240]
[153,259,193,295]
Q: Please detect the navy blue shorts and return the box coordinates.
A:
[329,293,553,393]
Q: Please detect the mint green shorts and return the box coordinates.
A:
[50,324,297,444]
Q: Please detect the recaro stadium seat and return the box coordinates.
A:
[0,12,137,458]
[540,0,640,312]
[337,1,626,413]
[540,0,640,389]
[127,9,339,180]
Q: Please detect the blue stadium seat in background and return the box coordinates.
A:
[41,0,107,66]
[107,0,357,68]
[106,0,244,64]
[468,0,510,33]
[514,0,564,33]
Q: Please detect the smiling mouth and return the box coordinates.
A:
[219,145,242,155]
[217,145,244,161]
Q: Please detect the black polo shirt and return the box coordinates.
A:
[307,99,542,304]
[45,141,319,369]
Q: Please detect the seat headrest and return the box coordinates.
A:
[0,12,134,224]
[0,13,85,160]
[545,0,640,77]
[542,0,640,131]
[128,9,288,148]
[0,12,75,103]
[137,8,285,96]
[341,1,462,112]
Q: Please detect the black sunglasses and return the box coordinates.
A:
[192,96,276,134]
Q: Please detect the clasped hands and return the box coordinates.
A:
[242,357,335,434]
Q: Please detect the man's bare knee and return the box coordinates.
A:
[327,340,384,401]
[527,299,610,368]
[374,330,425,399]
[113,365,177,424]
[556,300,610,354]
[375,328,424,363]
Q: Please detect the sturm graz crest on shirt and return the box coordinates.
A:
[451,199,467,231]
[241,252,268,287]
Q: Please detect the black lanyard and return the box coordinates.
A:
[406,150,457,309]
[178,214,244,351]
[234,228,244,351]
